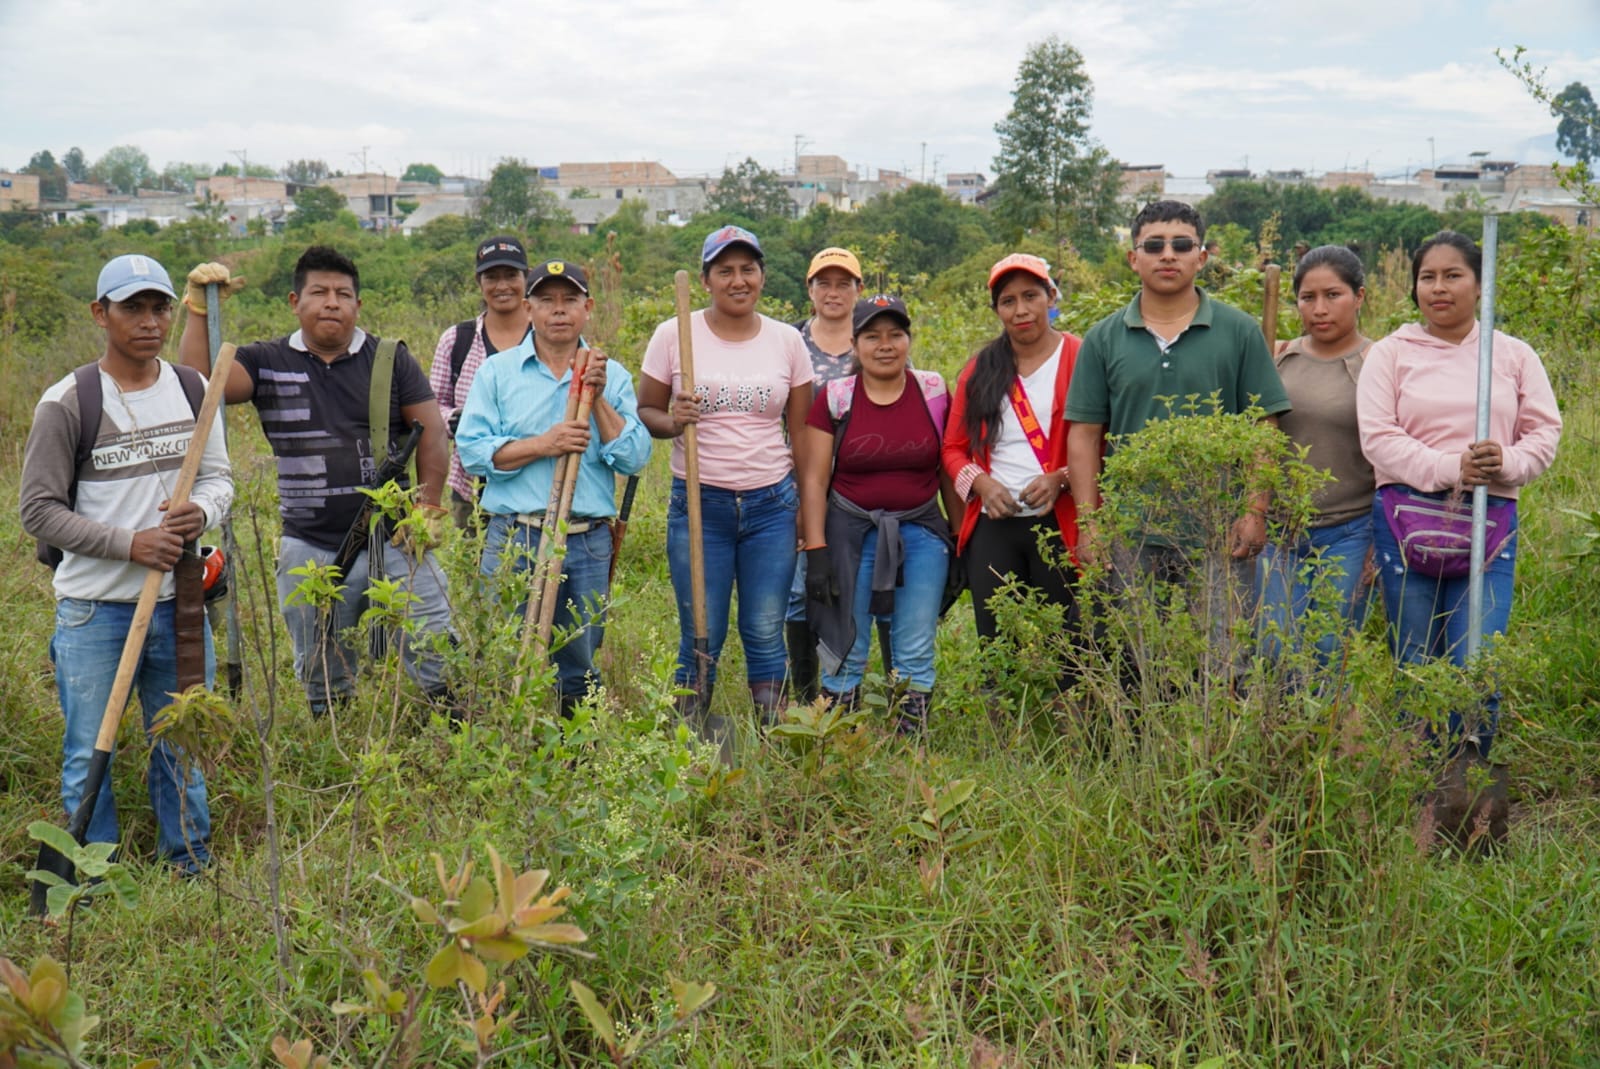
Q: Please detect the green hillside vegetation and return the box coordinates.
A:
[2,198,1598,1067]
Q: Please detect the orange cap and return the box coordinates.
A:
[987,253,1057,296]
[806,247,863,282]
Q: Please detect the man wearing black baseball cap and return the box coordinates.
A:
[455,260,650,717]
[429,235,534,529]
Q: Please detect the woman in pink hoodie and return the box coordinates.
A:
[1357,230,1562,756]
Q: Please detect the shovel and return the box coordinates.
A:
[29,345,236,915]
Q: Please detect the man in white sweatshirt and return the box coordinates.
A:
[20,253,232,875]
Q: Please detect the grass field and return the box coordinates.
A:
[3,243,1599,1068]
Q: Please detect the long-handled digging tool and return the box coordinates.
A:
[674,271,724,759]
[205,283,245,694]
[29,344,237,915]
[533,356,598,661]
[1261,262,1281,349]
[1468,215,1499,661]
[516,348,590,692]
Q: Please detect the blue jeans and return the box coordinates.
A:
[820,523,948,692]
[481,515,613,700]
[277,534,454,709]
[51,597,212,871]
[667,475,798,686]
[1258,514,1374,665]
[1371,491,1516,754]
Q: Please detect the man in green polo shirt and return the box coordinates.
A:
[1064,201,1289,677]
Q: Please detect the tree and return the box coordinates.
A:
[285,159,331,184]
[1552,81,1600,164]
[707,158,793,221]
[476,158,570,234]
[160,161,212,193]
[288,184,353,230]
[22,150,66,200]
[402,162,444,186]
[90,144,153,193]
[992,36,1119,250]
[62,146,87,182]
[214,161,278,179]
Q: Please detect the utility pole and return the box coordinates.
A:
[1428,137,1436,171]
[920,142,927,184]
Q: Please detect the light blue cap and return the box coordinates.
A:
[96,254,178,302]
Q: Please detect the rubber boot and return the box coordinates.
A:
[786,620,820,706]
[677,682,731,766]
[894,689,930,737]
[750,679,787,730]
[821,687,859,712]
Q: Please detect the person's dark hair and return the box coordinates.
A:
[1131,200,1205,242]
[1293,244,1365,295]
[961,332,1020,454]
[1409,230,1481,307]
[293,245,361,296]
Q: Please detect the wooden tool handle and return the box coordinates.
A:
[1261,264,1281,349]
[674,272,709,644]
[94,345,236,752]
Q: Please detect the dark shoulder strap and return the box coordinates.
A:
[72,363,102,486]
[448,320,477,396]
[370,337,400,466]
[172,362,206,416]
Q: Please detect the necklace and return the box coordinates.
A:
[106,365,176,499]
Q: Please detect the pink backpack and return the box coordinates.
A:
[822,370,950,435]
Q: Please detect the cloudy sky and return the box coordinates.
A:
[3,0,1597,184]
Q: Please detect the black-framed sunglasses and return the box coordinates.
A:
[1136,237,1202,254]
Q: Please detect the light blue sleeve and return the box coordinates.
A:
[598,363,653,477]
[454,357,515,476]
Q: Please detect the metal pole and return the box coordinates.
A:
[1466,214,1498,659]
[205,285,245,693]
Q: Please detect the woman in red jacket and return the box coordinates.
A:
[942,253,1081,645]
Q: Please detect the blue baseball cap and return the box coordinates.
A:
[701,224,762,266]
[97,254,178,303]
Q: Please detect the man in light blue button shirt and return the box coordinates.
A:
[456,260,651,715]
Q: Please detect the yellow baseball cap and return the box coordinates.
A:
[806,247,863,282]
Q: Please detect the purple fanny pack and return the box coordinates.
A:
[1378,486,1516,579]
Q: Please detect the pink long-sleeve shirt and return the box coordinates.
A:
[1357,321,1561,498]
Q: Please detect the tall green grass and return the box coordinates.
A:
[3,227,1598,1068]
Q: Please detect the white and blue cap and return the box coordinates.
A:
[96,254,178,303]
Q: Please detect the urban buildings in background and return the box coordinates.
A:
[1,149,1593,235]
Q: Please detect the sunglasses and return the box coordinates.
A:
[1136,237,1202,254]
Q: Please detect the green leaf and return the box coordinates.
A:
[458,875,495,921]
[410,896,440,926]
[935,779,977,820]
[46,883,80,918]
[569,980,618,1050]
[669,974,717,1019]
[424,942,464,989]
[27,820,79,858]
[898,822,941,843]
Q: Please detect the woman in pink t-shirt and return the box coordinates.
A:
[639,226,814,745]
[1357,230,1561,758]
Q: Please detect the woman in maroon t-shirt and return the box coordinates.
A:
[797,296,962,735]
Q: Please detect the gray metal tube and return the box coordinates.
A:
[1466,215,1498,659]
[205,283,245,693]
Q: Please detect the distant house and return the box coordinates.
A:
[1119,164,1165,200]
[0,172,42,210]
[945,172,987,204]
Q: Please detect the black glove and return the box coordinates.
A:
[805,547,838,606]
